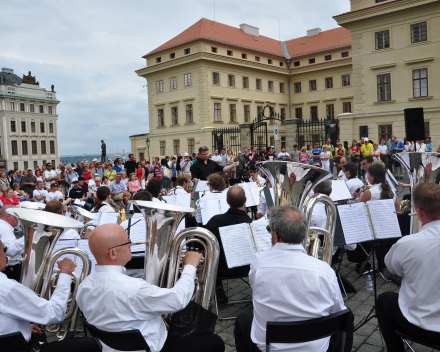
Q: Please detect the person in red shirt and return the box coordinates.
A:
[0,186,19,206]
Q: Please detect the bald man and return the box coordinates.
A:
[76,224,224,352]
[0,204,23,280]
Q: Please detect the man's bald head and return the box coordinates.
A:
[226,185,246,209]
[0,204,16,218]
[0,204,19,227]
[89,224,132,266]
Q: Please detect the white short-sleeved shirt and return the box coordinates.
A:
[33,189,48,203]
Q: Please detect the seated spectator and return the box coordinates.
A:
[22,168,37,198]
[67,178,91,210]
[0,187,19,206]
[128,173,140,195]
[121,171,129,187]
[12,182,26,200]
[104,163,117,182]
[33,181,48,203]
[46,181,64,201]
[81,165,92,184]
[101,175,111,187]
[90,177,102,200]
[109,174,130,208]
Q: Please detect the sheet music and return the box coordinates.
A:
[98,212,119,225]
[175,218,186,237]
[74,199,85,206]
[162,195,176,205]
[51,239,77,265]
[219,223,255,268]
[250,217,272,252]
[201,199,230,225]
[330,180,353,202]
[338,203,373,244]
[174,193,191,207]
[127,215,147,253]
[77,239,97,275]
[194,181,208,192]
[244,187,258,207]
[369,200,402,239]
[251,187,263,206]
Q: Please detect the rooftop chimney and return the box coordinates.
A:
[307,28,322,37]
[1,68,14,74]
[240,23,259,37]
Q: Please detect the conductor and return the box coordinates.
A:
[191,146,239,183]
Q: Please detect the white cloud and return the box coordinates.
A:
[1,0,350,155]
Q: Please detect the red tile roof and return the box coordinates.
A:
[144,18,285,58]
[143,18,351,60]
[284,27,351,58]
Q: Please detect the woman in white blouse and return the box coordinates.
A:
[91,186,115,213]
[353,164,400,212]
[320,146,331,172]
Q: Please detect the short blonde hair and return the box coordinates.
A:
[372,159,385,168]
[301,147,306,153]
[177,173,191,186]
[94,176,102,182]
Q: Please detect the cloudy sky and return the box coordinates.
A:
[1,0,350,156]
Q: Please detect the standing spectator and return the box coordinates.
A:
[33,181,48,203]
[180,153,192,175]
[175,155,182,176]
[349,140,361,171]
[311,142,322,164]
[300,147,308,164]
[378,139,389,168]
[426,137,433,152]
[124,154,137,177]
[370,143,381,160]
[290,145,301,162]
[386,136,394,171]
[13,170,23,190]
[265,146,276,161]
[75,162,84,176]
[22,168,37,198]
[43,163,57,189]
[306,145,313,164]
[277,146,290,160]
[128,173,141,195]
[170,157,177,188]
[234,151,246,180]
[211,150,222,164]
[392,136,405,179]
[322,138,335,173]
[94,162,105,179]
[248,145,258,167]
[65,166,79,188]
[7,170,15,186]
[161,158,171,193]
[112,160,123,175]
[361,137,373,157]
[226,149,235,178]
[0,172,9,188]
[0,165,8,177]
[334,143,346,175]
[81,166,92,184]
[220,148,227,167]
[55,162,64,176]
[135,161,145,181]
[413,140,427,152]
[320,146,331,172]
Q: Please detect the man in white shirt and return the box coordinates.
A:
[337,157,348,181]
[211,149,222,164]
[55,162,64,176]
[33,181,48,203]
[180,153,192,174]
[234,205,353,352]
[0,239,99,351]
[168,173,190,195]
[412,140,427,152]
[376,183,440,351]
[277,146,290,160]
[43,162,57,189]
[77,223,224,352]
[0,205,23,280]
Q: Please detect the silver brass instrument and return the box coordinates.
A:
[130,200,220,311]
[256,161,336,265]
[5,208,90,340]
[20,201,46,210]
[392,152,440,234]
[70,205,99,238]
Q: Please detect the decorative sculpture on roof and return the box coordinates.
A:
[22,71,39,85]
[51,85,54,92]
[101,140,106,163]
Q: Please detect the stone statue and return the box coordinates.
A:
[101,140,106,163]
[51,84,54,92]
[22,71,39,85]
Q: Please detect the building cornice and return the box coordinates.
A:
[0,92,60,103]
[334,0,438,27]
[290,58,352,74]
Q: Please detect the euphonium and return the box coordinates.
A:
[5,208,90,340]
[70,204,99,238]
[130,200,220,311]
[392,152,440,234]
[256,161,336,265]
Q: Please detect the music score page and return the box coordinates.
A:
[219,223,255,268]
[330,180,353,202]
[338,203,373,244]
[250,217,272,252]
[369,199,402,239]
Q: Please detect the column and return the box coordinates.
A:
[283,118,301,149]
[239,122,252,149]
[337,113,354,143]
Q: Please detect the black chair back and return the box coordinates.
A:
[82,318,150,352]
[396,330,440,350]
[266,309,351,352]
[0,332,32,352]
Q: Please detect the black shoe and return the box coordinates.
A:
[216,285,228,304]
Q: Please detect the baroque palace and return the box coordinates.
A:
[131,0,440,159]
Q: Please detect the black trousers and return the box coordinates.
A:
[234,310,354,352]
[29,331,99,352]
[3,263,22,281]
[161,333,225,352]
[376,292,440,352]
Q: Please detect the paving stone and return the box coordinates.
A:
[366,331,385,347]
[355,343,384,352]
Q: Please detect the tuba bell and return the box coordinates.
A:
[70,204,99,238]
[256,161,336,265]
[5,207,91,340]
[392,152,440,234]
[130,200,220,311]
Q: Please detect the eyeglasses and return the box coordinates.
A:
[110,240,132,250]
[361,162,367,165]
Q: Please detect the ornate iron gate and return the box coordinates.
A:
[297,118,339,149]
[251,121,268,151]
[212,127,241,155]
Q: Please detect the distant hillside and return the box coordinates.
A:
[60,153,128,165]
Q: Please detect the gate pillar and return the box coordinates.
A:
[284,118,301,149]
[239,122,252,150]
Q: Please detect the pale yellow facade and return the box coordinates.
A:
[131,0,440,160]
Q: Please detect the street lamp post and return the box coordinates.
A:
[146,138,150,163]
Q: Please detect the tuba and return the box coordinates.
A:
[70,204,99,238]
[256,161,336,265]
[5,208,91,340]
[130,200,220,311]
[392,152,440,234]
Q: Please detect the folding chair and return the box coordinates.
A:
[215,274,252,320]
[0,332,32,352]
[82,318,150,351]
[395,329,440,352]
[266,308,352,352]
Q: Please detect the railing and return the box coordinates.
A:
[212,127,241,155]
[297,117,339,149]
